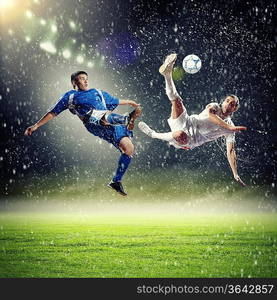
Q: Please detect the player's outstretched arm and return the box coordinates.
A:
[208,109,247,132]
[24,112,56,136]
[226,142,246,187]
[119,99,141,108]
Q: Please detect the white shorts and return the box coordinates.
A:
[91,109,108,120]
[167,110,189,132]
[167,111,191,149]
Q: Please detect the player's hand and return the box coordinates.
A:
[24,124,38,136]
[234,175,246,187]
[229,126,247,132]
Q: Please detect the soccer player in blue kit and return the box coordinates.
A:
[24,71,142,196]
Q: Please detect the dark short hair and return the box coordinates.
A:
[220,94,240,107]
[227,94,240,108]
[70,71,88,83]
[219,94,240,115]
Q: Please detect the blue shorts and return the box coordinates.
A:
[84,122,133,149]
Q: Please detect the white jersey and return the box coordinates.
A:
[167,102,235,149]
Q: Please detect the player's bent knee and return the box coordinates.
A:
[173,130,188,145]
[170,99,185,119]
[119,138,134,156]
[124,144,134,156]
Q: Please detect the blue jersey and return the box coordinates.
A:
[48,88,132,149]
[49,89,119,117]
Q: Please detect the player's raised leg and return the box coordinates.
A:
[104,113,129,126]
[138,121,175,142]
[107,137,134,196]
[138,54,190,146]
[138,121,188,146]
[159,53,186,119]
[103,105,141,130]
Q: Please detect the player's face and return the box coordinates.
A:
[75,74,89,91]
[222,96,239,114]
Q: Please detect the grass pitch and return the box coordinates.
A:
[0,168,276,277]
[0,210,276,278]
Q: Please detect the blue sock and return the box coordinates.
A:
[113,153,132,182]
[106,113,128,125]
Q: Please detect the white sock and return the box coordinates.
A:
[152,131,174,142]
[165,75,180,101]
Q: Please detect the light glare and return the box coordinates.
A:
[25,10,33,18]
[40,41,56,54]
[0,0,14,8]
[62,49,71,59]
[69,21,76,29]
[76,55,84,64]
[51,24,57,33]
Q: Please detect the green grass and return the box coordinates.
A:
[0,211,276,278]
[1,168,276,277]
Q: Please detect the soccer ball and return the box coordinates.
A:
[182,54,202,74]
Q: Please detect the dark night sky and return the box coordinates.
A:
[0,0,276,196]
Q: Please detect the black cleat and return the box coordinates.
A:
[127,106,142,130]
[107,181,127,196]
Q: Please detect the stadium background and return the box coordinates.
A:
[0,0,276,200]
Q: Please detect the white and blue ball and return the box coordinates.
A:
[182,54,202,74]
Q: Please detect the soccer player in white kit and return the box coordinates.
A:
[138,53,247,186]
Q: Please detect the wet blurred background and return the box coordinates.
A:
[0,0,276,205]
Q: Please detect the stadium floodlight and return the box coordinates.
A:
[0,0,15,8]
